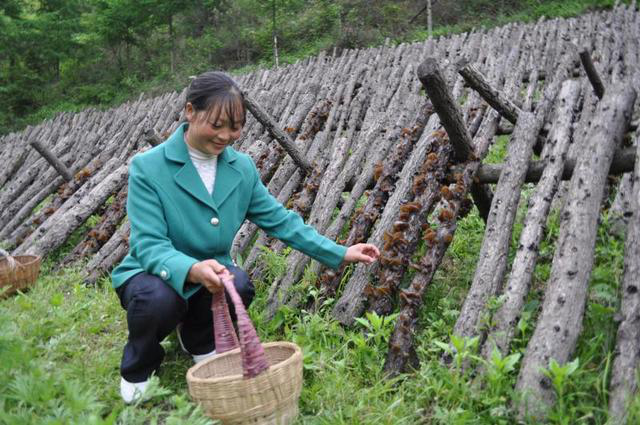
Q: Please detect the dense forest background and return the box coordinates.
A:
[0,0,616,134]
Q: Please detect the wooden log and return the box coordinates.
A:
[0,137,29,189]
[84,220,130,285]
[318,103,433,295]
[483,79,581,359]
[29,138,73,181]
[239,83,350,268]
[383,108,502,376]
[418,58,475,162]
[467,146,636,184]
[245,138,349,275]
[13,155,127,255]
[267,62,419,317]
[58,183,128,268]
[608,126,640,425]
[15,162,129,258]
[453,111,542,341]
[516,83,636,420]
[331,29,524,325]
[418,58,493,222]
[231,98,334,261]
[331,108,458,325]
[243,93,313,175]
[609,172,634,237]
[369,132,452,316]
[0,155,55,213]
[0,134,99,238]
[579,48,606,99]
[143,127,163,147]
[457,60,523,124]
[2,141,119,246]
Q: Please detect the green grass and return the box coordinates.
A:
[2,200,637,423]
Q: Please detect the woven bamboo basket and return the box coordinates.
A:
[186,272,303,425]
[0,248,41,298]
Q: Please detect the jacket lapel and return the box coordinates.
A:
[212,147,241,209]
[165,124,242,212]
[165,124,218,211]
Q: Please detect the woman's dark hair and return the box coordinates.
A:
[185,71,246,127]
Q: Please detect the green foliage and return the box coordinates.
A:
[1,0,620,134]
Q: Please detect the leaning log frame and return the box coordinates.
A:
[515,83,636,420]
[14,161,130,258]
[482,79,582,360]
[382,24,534,373]
[383,107,503,376]
[452,45,576,345]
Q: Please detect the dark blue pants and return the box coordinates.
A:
[115,266,254,382]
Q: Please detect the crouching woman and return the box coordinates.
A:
[111,71,379,403]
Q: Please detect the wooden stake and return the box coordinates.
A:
[418,57,493,222]
[29,139,73,182]
[579,48,605,99]
[464,146,636,184]
[243,93,313,175]
[457,60,523,124]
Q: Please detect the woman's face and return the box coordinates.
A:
[184,102,244,156]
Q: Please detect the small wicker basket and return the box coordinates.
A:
[186,272,303,425]
[0,248,41,298]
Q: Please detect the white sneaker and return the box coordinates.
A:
[176,323,216,363]
[120,377,149,404]
[192,350,217,364]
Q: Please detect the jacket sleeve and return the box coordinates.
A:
[245,161,347,270]
[127,156,199,298]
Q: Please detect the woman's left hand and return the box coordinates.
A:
[343,243,380,265]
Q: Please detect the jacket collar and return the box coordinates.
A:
[165,123,241,212]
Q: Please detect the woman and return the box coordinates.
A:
[111,71,380,403]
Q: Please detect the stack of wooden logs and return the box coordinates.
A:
[1,3,639,421]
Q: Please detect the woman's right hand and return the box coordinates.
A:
[187,259,229,293]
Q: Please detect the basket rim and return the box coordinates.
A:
[0,255,41,270]
[186,341,302,385]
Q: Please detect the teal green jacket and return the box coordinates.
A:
[111,124,347,299]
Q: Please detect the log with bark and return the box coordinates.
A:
[84,220,130,285]
[467,145,636,184]
[58,183,128,268]
[2,141,120,246]
[482,79,581,360]
[29,138,73,181]
[453,47,575,346]
[579,48,606,99]
[13,160,130,258]
[317,101,433,296]
[230,97,334,261]
[266,62,422,318]
[417,58,496,222]
[457,60,523,124]
[515,82,636,420]
[331,30,525,325]
[368,131,452,317]
[383,107,502,376]
[608,118,640,425]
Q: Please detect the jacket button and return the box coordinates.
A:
[210,217,220,226]
[160,270,168,279]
